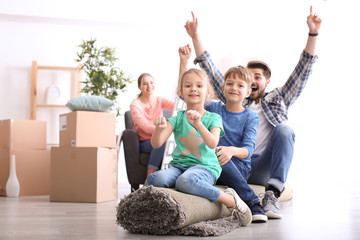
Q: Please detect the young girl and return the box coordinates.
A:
[145,68,252,226]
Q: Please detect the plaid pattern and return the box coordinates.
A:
[194,50,318,126]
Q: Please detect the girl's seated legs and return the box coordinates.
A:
[175,165,221,202]
[145,165,183,188]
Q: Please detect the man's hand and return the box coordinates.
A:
[307,6,322,34]
[184,11,199,39]
[216,146,235,166]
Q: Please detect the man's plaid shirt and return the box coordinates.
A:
[194,50,318,127]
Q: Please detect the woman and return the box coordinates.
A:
[130,73,175,178]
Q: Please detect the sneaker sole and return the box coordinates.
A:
[252,214,268,223]
[265,210,282,219]
[242,208,253,226]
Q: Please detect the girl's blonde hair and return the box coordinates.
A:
[177,68,214,101]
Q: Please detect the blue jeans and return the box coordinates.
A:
[140,140,166,170]
[145,164,221,202]
[247,123,295,193]
[217,159,259,206]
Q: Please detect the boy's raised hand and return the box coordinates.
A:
[153,116,167,128]
[179,44,192,62]
[307,6,322,33]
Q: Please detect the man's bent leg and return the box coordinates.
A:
[267,123,295,192]
[248,123,295,193]
[248,123,295,219]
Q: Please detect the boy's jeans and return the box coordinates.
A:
[217,158,260,206]
[247,123,295,193]
[145,164,221,202]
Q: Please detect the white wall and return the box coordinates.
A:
[1,0,360,193]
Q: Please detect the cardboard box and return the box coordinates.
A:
[0,119,47,150]
[50,147,118,203]
[0,149,50,196]
[59,111,116,148]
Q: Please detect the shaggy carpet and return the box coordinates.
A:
[116,185,241,237]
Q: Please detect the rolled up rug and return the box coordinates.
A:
[116,185,237,236]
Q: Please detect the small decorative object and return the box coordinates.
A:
[6,155,20,197]
[45,85,61,105]
[75,38,133,115]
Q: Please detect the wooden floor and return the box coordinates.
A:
[1,182,359,240]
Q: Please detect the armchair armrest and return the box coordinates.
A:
[122,128,140,162]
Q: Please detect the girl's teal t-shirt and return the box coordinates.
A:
[167,110,224,179]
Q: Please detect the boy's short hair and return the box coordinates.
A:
[224,65,254,88]
[247,60,271,80]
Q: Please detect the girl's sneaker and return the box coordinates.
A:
[224,188,252,226]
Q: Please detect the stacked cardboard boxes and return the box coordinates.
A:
[0,119,49,196]
[50,111,118,203]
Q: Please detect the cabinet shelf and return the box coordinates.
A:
[36,104,68,108]
[30,61,82,120]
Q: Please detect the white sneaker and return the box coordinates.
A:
[224,188,252,226]
[262,190,282,219]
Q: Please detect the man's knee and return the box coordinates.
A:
[274,123,295,142]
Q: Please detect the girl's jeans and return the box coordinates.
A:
[145,164,221,202]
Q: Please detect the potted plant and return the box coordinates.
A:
[75,38,133,115]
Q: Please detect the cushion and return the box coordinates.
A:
[66,95,114,112]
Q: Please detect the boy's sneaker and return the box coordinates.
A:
[249,202,268,223]
[262,190,282,219]
[224,188,252,226]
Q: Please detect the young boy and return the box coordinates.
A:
[178,45,267,223]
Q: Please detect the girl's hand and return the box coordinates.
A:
[153,116,167,128]
[186,110,201,128]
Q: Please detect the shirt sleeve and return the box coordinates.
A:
[208,112,225,138]
[159,96,175,110]
[280,50,318,107]
[130,101,155,137]
[194,51,226,103]
[241,112,259,158]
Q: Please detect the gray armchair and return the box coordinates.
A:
[122,109,173,192]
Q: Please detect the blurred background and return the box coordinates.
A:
[1,0,359,198]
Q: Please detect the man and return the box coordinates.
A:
[185,6,322,218]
